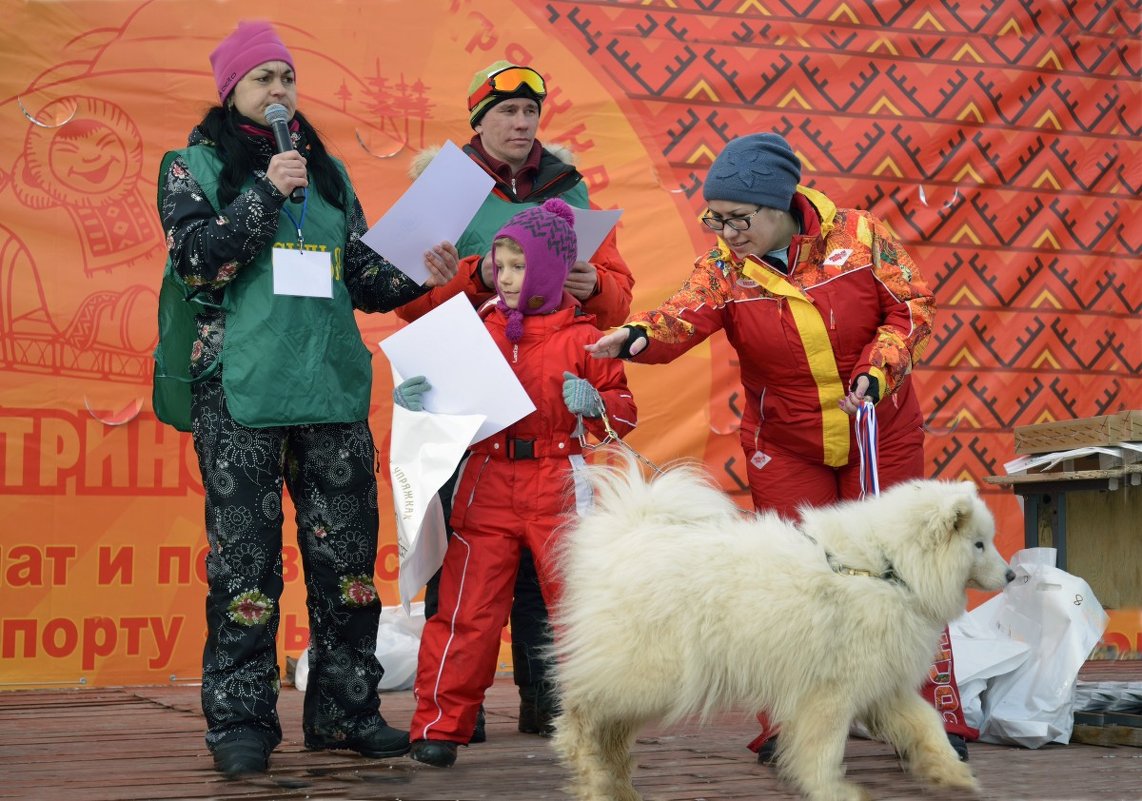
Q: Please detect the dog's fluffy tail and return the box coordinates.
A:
[576,451,741,534]
[552,451,743,583]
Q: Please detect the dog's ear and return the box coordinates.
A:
[926,484,978,544]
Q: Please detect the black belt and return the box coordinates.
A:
[471,436,581,460]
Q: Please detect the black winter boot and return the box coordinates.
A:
[212,737,271,777]
[469,705,487,744]
[756,736,779,765]
[518,685,558,737]
[409,739,458,768]
[304,718,410,758]
[947,733,969,761]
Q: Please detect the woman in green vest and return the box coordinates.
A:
[154,21,457,777]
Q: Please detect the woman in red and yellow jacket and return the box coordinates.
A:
[588,132,976,762]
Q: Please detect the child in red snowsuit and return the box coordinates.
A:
[398,199,637,768]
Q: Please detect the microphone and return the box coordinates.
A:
[264,103,305,204]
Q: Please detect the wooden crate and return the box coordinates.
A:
[1014,410,1142,455]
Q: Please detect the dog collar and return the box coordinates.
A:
[825,552,906,587]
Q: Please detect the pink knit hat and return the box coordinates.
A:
[210,21,295,104]
[493,198,578,342]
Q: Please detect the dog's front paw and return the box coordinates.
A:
[916,757,979,792]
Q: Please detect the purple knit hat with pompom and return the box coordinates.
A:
[493,198,578,342]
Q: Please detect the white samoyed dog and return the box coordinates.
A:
[550,456,1013,801]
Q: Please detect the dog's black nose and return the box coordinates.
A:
[1005,568,1016,583]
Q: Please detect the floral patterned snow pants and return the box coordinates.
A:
[191,370,388,751]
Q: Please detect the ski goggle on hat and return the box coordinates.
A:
[467,65,547,123]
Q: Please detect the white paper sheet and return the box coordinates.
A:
[360,140,495,283]
[1004,446,1129,475]
[389,400,484,611]
[570,206,623,262]
[379,293,535,443]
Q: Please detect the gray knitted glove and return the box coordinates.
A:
[393,375,431,411]
[562,371,602,417]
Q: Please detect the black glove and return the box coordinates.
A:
[851,374,880,405]
[615,326,649,360]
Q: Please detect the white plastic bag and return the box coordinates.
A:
[371,600,426,691]
[295,601,426,693]
[951,548,1108,748]
[947,611,1030,729]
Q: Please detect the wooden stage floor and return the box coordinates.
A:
[2,668,1139,801]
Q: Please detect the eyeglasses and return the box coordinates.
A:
[701,208,763,232]
[467,66,548,111]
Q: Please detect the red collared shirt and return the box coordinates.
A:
[468,135,543,199]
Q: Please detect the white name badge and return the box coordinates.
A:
[272,247,333,298]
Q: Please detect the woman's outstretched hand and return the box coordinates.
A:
[422,241,460,287]
[586,326,646,359]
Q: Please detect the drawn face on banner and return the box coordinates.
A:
[23,97,141,206]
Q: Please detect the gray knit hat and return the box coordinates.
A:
[702,133,802,210]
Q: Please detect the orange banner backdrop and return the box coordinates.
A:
[0,0,1138,687]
